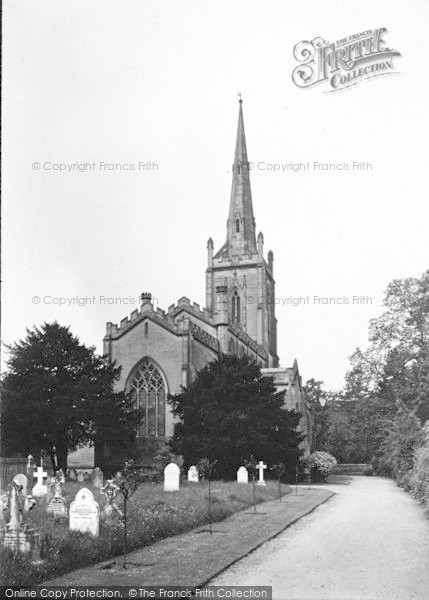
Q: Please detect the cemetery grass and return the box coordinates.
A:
[1,480,292,585]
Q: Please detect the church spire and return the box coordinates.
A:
[226,97,257,256]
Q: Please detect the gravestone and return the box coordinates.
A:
[68,467,77,481]
[187,465,199,483]
[91,467,104,489]
[77,471,85,483]
[237,466,249,484]
[100,480,122,521]
[45,476,56,502]
[164,463,180,492]
[26,454,35,478]
[46,481,67,519]
[3,482,41,562]
[69,488,99,536]
[32,466,48,498]
[56,468,66,484]
[13,474,29,497]
[257,460,267,486]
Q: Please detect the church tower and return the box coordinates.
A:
[206,99,279,367]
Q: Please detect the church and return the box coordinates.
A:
[101,100,313,467]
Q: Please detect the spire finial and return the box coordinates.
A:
[238,92,243,104]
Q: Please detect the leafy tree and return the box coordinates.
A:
[378,403,424,479]
[1,322,142,469]
[303,379,330,451]
[168,355,303,480]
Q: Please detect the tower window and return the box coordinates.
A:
[235,219,240,233]
[232,291,240,322]
[144,322,149,337]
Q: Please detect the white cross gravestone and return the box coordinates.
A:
[187,466,199,483]
[69,488,99,536]
[164,463,180,492]
[13,474,29,497]
[256,460,267,486]
[32,466,48,498]
[237,466,249,483]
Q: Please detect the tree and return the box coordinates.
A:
[303,379,330,451]
[168,355,303,480]
[1,322,142,469]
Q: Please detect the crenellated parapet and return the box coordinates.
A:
[167,296,212,324]
[104,292,215,342]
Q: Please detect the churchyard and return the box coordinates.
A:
[0,460,293,586]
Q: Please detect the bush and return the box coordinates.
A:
[307,451,337,481]
[363,465,373,476]
[410,445,429,504]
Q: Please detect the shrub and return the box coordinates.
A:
[307,451,337,481]
[410,445,429,504]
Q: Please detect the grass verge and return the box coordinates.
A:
[1,480,291,585]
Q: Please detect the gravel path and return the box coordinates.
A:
[209,477,429,600]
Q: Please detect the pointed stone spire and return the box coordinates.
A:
[225,97,257,256]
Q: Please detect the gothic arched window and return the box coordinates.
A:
[232,290,240,323]
[128,359,166,437]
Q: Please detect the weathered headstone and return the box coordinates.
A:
[77,471,85,483]
[46,481,67,520]
[45,476,56,502]
[69,488,100,536]
[26,454,35,478]
[237,466,249,483]
[3,482,41,562]
[32,466,48,498]
[187,465,199,483]
[91,467,104,489]
[13,474,29,497]
[164,463,180,492]
[68,467,77,481]
[56,468,66,484]
[257,460,267,486]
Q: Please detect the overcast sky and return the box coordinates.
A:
[3,0,429,390]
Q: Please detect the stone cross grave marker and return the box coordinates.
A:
[91,467,104,489]
[237,466,249,483]
[100,479,122,521]
[164,463,180,492]
[32,466,48,498]
[257,460,267,486]
[69,488,99,536]
[13,474,29,497]
[187,465,199,483]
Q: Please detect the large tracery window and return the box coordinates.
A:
[128,359,166,437]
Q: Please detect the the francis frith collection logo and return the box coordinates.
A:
[292,28,401,92]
